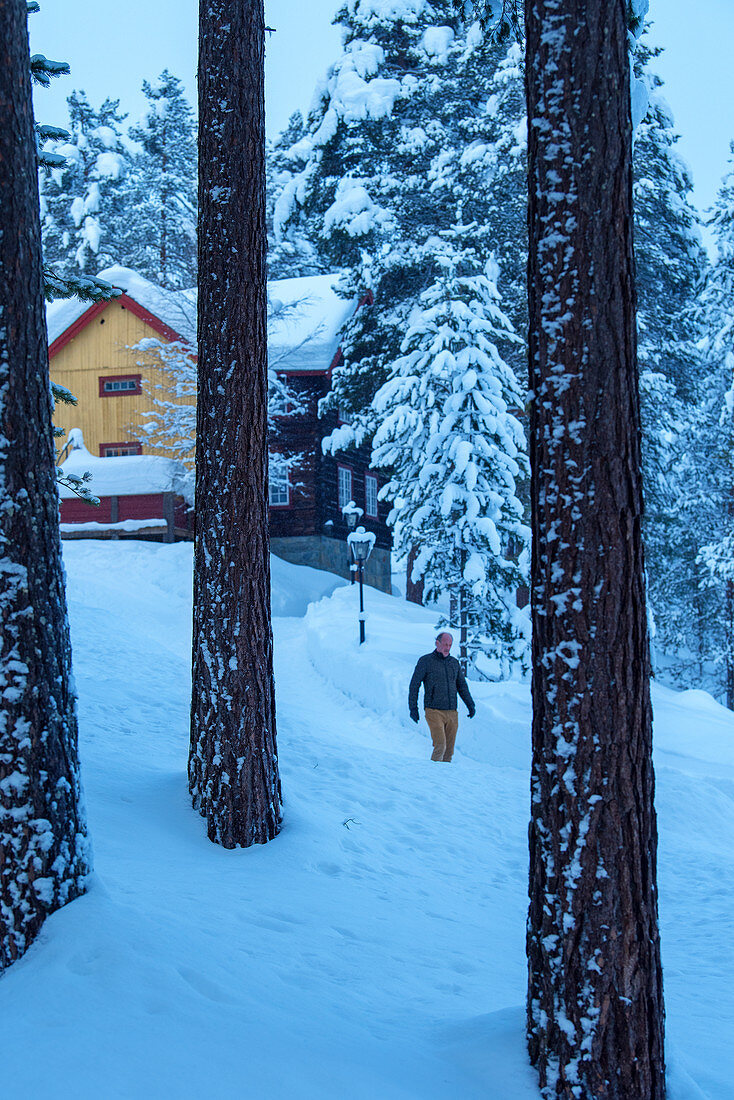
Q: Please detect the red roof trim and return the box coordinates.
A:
[48,292,189,359]
[276,368,328,378]
[48,300,108,358]
[120,294,187,345]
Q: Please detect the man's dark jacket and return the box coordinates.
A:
[409,651,475,717]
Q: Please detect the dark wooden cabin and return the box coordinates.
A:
[267,276,391,592]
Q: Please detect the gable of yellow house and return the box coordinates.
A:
[48,265,196,464]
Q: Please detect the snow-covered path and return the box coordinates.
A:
[0,542,731,1099]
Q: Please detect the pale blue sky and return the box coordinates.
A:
[30,0,733,224]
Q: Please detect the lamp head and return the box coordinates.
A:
[347,525,376,563]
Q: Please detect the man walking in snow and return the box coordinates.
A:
[409,632,475,762]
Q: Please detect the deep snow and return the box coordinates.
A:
[1,541,732,1098]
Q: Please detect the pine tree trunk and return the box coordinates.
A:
[160,130,168,285]
[525,1,666,1096]
[459,549,468,674]
[449,588,458,633]
[405,544,424,605]
[188,0,282,847]
[0,0,90,970]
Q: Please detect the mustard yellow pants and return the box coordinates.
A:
[424,708,459,762]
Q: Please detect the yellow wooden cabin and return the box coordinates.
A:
[49,267,394,586]
[47,266,196,462]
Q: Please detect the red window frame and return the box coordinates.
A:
[99,442,143,457]
[99,373,142,397]
[364,473,379,519]
[337,464,353,511]
[268,453,291,509]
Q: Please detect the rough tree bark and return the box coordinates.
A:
[405,544,424,605]
[0,0,90,970]
[525,1,666,1096]
[188,0,282,847]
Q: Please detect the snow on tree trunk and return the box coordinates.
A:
[405,545,425,606]
[525,1,665,1096]
[188,0,281,848]
[0,0,90,971]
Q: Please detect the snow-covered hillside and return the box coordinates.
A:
[1,542,731,1098]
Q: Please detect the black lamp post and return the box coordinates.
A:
[347,525,375,644]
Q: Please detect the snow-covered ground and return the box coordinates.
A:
[1,541,732,1099]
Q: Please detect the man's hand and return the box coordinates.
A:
[467,706,476,719]
[410,709,419,724]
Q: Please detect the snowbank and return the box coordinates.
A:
[270,553,347,617]
[0,541,729,1099]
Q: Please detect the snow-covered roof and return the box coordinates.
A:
[46,269,355,374]
[46,265,197,347]
[268,274,356,373]
[58,430,189,499]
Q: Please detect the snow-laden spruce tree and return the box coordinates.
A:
[634,40,708,405]
[277,7,530,451]
[633,40,710,674]
[1,0,90,972]
[31,9,122,304]
[697,141,734,708]
[438,34,527,383]
[372,246,529,673]
[266,112,325,279]
[275,3,482,443]
[40,90,129,276]
[114,71,197,289]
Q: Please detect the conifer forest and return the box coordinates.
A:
[0,2,732,1098]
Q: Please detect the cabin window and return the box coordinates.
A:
[100,442,143,457]
[338,465,353,511]
[365,474,378,518]
[99,374,142,397]
[269,454,290,507]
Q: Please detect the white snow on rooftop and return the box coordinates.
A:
[268,274,357,373]
[46,265,197,348]
[47,269,354,374]
[58,430,188,499]
[46,294,95,347]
